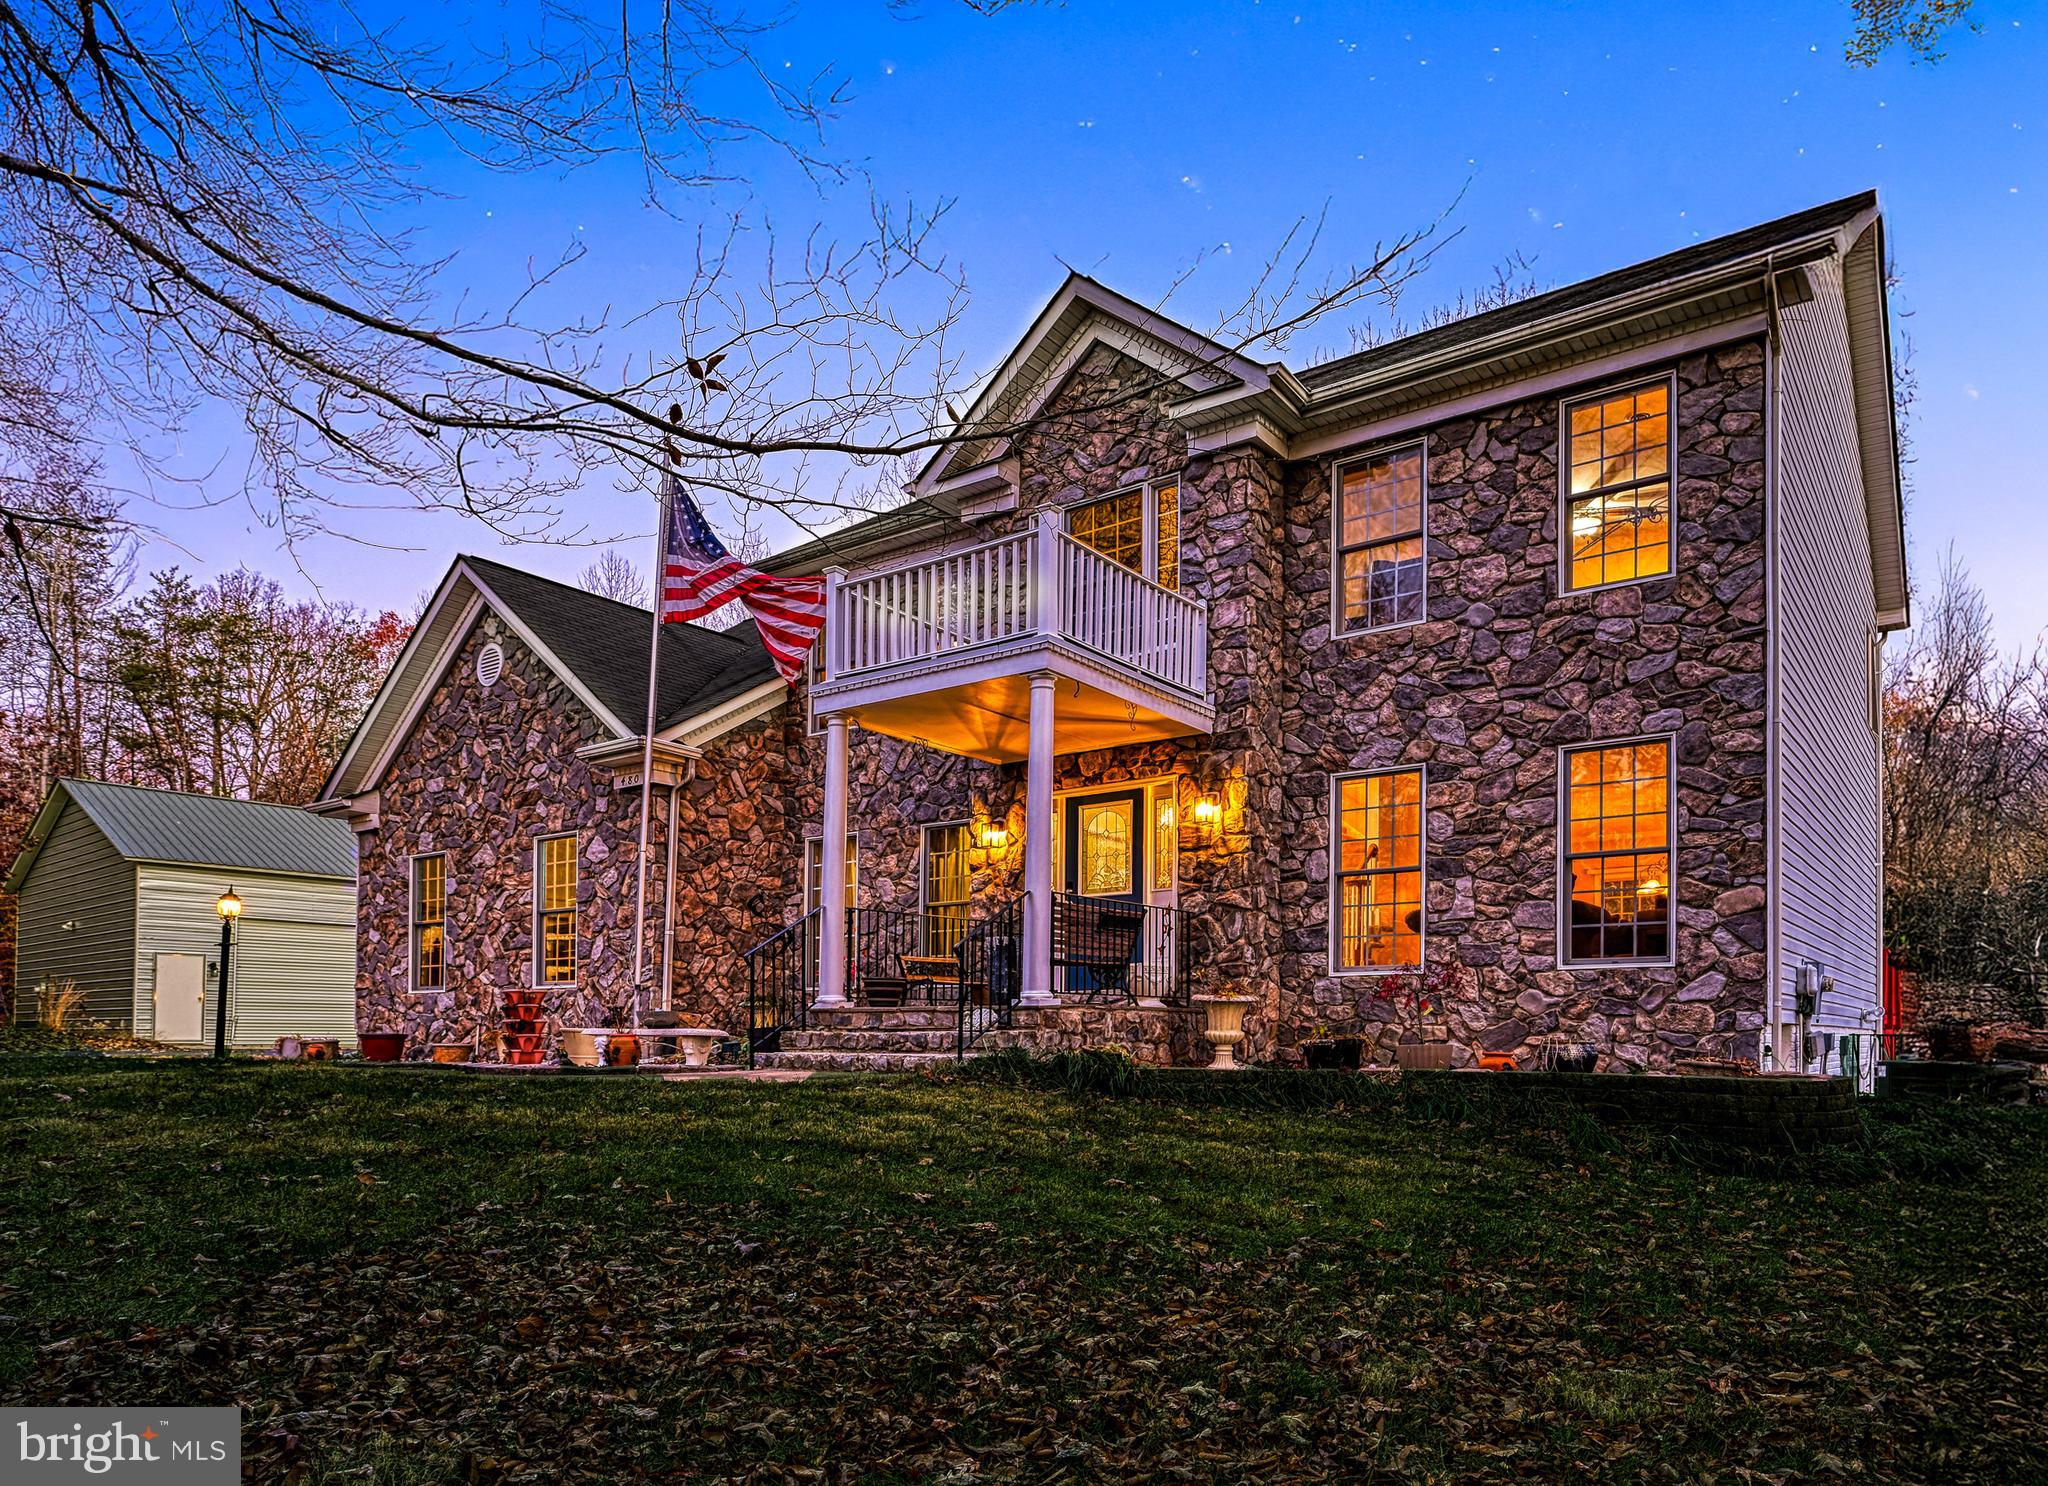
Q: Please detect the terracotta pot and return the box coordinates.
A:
[605,1034,640,1067]
[359,1032,404,1063]
[302,1039,340,1062]
[1478,1052,1517,1072]
[505,1049,548,1066]
[429,1043,471,1064]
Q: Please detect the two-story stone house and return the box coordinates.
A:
[318,191,1906,1073]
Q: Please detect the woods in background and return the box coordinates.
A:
[2,502,408,1004]
[1885,555,2048,987]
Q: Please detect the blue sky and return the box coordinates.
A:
[128,1,2043,644]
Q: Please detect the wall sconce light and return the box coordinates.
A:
[977,820,1012,851]
[1190,795,1222,830]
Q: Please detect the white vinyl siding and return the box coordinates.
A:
[133,865,357,1047]
[1773,257,1884,1034]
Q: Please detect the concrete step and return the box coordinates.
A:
[809,1007,960,1031]
[753,1049,959,1073]
[781,1027,963,1054]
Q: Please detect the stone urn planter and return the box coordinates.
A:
[560,1028,604,1068]
[1192,994,1254,1070]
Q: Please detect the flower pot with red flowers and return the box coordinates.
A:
[1369,961,1472,1072]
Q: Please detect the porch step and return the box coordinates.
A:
[780,1027,962,1054]
[809,1007,961,1032]
[753,1049,957,1073]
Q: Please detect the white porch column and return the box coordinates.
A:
[816,714,851,1008]
[1020,670,1058,1007]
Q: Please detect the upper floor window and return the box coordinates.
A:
[1563,380,1673,592]
[411,854,446,991]
[1561,739,1673,965]
[1066,477,1180,591]
[1335,446,1426,632]
[535,834,578,985]
[1331,768,1425,971]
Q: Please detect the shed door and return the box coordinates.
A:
[153,952,206,1043]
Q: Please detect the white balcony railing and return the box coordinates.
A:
[826,516,1208,698]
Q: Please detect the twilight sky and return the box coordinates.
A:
[118,1,2043,645]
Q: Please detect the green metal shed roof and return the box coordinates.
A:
[6,779,358,890]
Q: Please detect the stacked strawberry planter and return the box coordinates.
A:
[500,990,550,1065]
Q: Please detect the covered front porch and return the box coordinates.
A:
[804,510,1214,1023]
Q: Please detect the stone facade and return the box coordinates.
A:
[357,614,795,1048]
[1276,343,1772,1070]
[357,338,1782,1073]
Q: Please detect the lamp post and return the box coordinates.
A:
[214,887,242,1060]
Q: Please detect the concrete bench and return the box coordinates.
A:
[635,1026,728,1068]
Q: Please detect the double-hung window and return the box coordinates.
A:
[411,854,446,991]
[535,835,578,985]
[921,823,972,957]
[1066,477,1181,590]
[1563,380,1674,591]
[1331,768,1425,971]
[1561,739,1674,965]
[1335,446,1426,632]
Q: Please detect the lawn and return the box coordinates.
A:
[1,1056,2043,1484]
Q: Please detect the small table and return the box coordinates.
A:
[636,1026,727,1068]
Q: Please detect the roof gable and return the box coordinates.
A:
[317,554,781,802]
[912,273,1275,497]
[7,779,357,889]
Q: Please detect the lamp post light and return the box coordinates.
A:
[214,886,242,1061]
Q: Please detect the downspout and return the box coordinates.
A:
[1763,253,1785,1071]
[658,761,694,1012]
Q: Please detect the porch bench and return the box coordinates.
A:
[897,955,989,1006]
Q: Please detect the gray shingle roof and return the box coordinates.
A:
[1298,191,1877,392]
[459,554,781,732]
[56,778,358,879]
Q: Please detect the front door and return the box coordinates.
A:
[1062,788,1146,993]
[153,952,205,1043]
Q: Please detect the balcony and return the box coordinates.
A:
[813,514,1213,762]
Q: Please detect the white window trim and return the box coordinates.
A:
[919,820,973,953]
[1557,371,1681,598]
[802,831,859,914]
[1329,441,1430,639]
[1063,476,1182,588]
[407,850,447,995]
[532,832,579,989]
[1555,732,1680,970]
[805,632,827,738]
[1327,764,1429,978]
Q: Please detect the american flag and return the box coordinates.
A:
[659,475,825,684]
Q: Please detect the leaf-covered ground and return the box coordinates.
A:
[1,1059,2043,1483]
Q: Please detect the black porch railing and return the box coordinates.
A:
[744,906,818,1065]
[956,899,1024,1056]
[1050,893,1191,1005]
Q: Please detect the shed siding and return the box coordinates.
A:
[134,866,357,1046]
[14,800,136,1025]
[1773,257,1884,1034]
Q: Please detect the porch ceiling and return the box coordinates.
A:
[832,670,1208,763]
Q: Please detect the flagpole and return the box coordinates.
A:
[631,467,671,1006]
